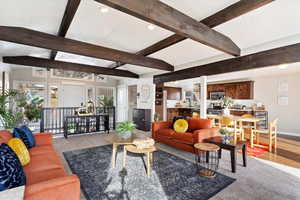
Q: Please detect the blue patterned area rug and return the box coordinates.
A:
[63,145,235,200]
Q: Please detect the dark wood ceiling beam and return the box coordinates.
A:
[3,56,139,79]
[153,43,300,83]
[109,0,274,69]
[0,26,174,71]
[50,0,81,60]
[95,0,240,56]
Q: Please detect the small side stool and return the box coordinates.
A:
[123,145,157,177]
[194,143,220,178]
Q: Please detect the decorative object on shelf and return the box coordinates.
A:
[219,128,232,144]
[116,121,136,139]
[221,96,234,116]
[68,125,76,134]
[154,113,160,122]
[86,100,95,114]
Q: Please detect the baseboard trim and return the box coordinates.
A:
[278,131,300,137]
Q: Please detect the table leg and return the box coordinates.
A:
[147,152,151,177]
[242,144,247,167]
[150,152,153,165]
[206,151,210,163]
[112,143,117,168]
[230,149,237,173]
[123,146,127,168]
[218,149,222,159]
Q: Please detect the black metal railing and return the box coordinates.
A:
[40,106,115,134]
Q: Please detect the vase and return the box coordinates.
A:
[223,107,230,116]
[222,135,233,144]
[119,131,132,140]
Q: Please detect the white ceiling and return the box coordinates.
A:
[1,0,300,78]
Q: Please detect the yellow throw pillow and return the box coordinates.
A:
[8,138,30,166]
[173,119,189,133]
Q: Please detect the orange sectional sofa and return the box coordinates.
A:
[0,130,80,200]
[152,118,220,153]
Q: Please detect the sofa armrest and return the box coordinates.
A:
[193,127,220,143]
[34,133,53,146]
[24,174,80,200]
[152,121,171,139]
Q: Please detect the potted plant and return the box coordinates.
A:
[221,96,234,116]
[219,128,232,144]
[0,89,23,131]
[154,113,160,122]
[116,121,136,139]
[68,125,76,133]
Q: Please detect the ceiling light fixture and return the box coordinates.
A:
[147,24,155,31]
[278,64,288,69]
[100,7,109,13]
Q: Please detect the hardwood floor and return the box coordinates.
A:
[250,134,300,169]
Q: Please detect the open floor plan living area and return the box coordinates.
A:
[1,0,300,199]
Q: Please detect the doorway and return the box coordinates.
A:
[128,85,137,121]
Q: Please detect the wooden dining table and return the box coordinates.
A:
[207,114,266,143]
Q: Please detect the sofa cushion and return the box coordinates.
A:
[8,138,30,166]
[0,130,12,144]
[29,145,55,156]
[26,168,66,185]
[172,132,194,145]
[187,118,212,132]
[24,153,63,175]
[157,128,176,138]
[19,125,36,147]
[0,143,26,191]
[13,128,32,149]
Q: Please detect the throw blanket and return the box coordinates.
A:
[132,138,155,149]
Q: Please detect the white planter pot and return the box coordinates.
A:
[119,131,132,139]
[223,108,230,116]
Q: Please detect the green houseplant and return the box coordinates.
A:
[219,128,232,144]
[17,94,43,122]
[0,89,23,130]
[116,121,136,139]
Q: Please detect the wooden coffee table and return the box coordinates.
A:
[123,145,157,177]
[110,134,148,168]
[205,137,247,173]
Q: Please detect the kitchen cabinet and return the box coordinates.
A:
[235,82,253,99]
[165,87,182,100]
[207,81,253,100]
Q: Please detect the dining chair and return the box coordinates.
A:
[250,118,278,152]
[219,116,244,143]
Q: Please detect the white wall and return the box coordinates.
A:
[253,73,300,134]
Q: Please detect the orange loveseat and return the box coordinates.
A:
[152,118,220,153]
[0,130,80,200]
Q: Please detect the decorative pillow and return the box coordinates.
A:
[13,128,31,149]
[173,119,189,133]
[0,143,26,191]
[8,138,30,166]
[172,116,186,128]
[19,125,36,147]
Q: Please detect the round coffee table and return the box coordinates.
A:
[194,143,220,178]
[123,145,157,177]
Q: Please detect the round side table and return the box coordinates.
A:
[123,145,157,177]
[194,143,220,178]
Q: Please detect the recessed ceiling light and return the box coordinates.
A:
[278,64,288,69]
[100,7,109,13]
[147,24,155,31]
